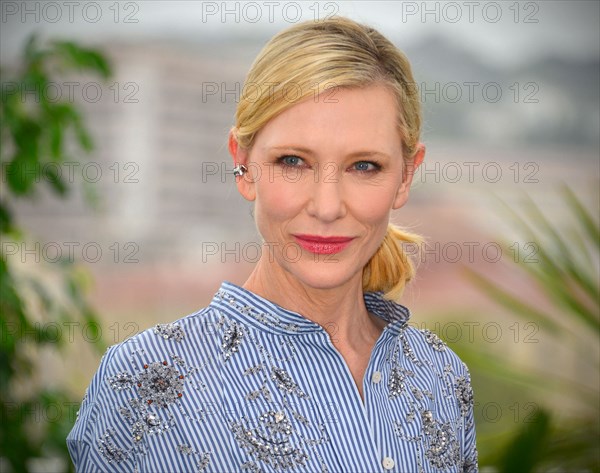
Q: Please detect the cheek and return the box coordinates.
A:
[254,177,305,229]
[350,186,396,253]
[350,185,396,224]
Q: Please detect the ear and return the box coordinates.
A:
[228,128,256,201]
[392,142,425,210]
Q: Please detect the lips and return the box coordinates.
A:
[293,234,355,254]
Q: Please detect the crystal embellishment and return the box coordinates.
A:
[136,361,184,407]
[271,367,308,398]
[215,290,301,333]
[244,364,264,375]
[132,413,163,443]
[222,320,244,361]
[388,367,405,398]
[197,453,211,472]
[260,410,292,436]
[230,413,309,470]
[455,375,474,416]
[154,323,185,342]
[178,444,194,455]
[97,429,128,464]
[177,444,212,472]
[108,372,135,391]
[422,329,447,352]
[422,410,460,468]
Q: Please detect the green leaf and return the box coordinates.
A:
[49,122,63,160]
[498,408,552,473]
[24,34,41,64]
[493,190,600,333]
[43,159,68,195]
[562,183,600,250]
[461,266,563,336]
[542,419,600,469]
[51,41,113,79]
[0,201,13,234]
[6,156,34,195]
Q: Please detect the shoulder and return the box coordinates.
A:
[398,325,475,416]
[67,304,225,469]
[401,324,471,375]
[70,303,219,412]
[102,304,222,369]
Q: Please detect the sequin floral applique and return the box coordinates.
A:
[215,290,301,333]
[222,319,245,361]
[454,375,474,417]
[389,327,472,472]
[97,429,128,464]
[421,410,461,469]
[106,357,185,444]
[100,323,213,470]
[154,322,185,342]
[230,409,310,470]
[177,443,212,472]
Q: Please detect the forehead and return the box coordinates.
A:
[254,85,402,155]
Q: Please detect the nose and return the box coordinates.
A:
[305,170,347,222]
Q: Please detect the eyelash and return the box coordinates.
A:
[275,155,382,173]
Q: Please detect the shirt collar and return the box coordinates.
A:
[210,281,410,336]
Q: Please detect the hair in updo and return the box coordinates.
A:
[232,16,424,301]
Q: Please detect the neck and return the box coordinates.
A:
[242,246,387,352]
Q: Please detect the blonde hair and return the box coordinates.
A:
[233,16,423,301]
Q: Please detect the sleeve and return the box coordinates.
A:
[66,344,136,473]
[461,365,479,473]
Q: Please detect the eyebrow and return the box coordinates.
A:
[267,146,392,160]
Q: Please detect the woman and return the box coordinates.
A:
[68,16,478,472]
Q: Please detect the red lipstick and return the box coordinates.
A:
[293,234,355,255]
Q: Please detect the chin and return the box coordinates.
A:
[282,258,362,292]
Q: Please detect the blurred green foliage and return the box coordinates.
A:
[458,185,599,472]
[1,35,111,472]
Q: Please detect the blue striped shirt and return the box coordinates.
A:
[67,281,478,472]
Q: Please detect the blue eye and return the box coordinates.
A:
[353,161,380,172]
[278,155,304,167]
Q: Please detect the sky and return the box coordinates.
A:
[1,1,599,67]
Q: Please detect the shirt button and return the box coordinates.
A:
[371,371,382,383]
[382,456,395,470]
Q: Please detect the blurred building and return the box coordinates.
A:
[13,40,262,265]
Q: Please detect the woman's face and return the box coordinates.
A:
[230,84,424,291]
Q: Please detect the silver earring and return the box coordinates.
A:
[233,164,247,177]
